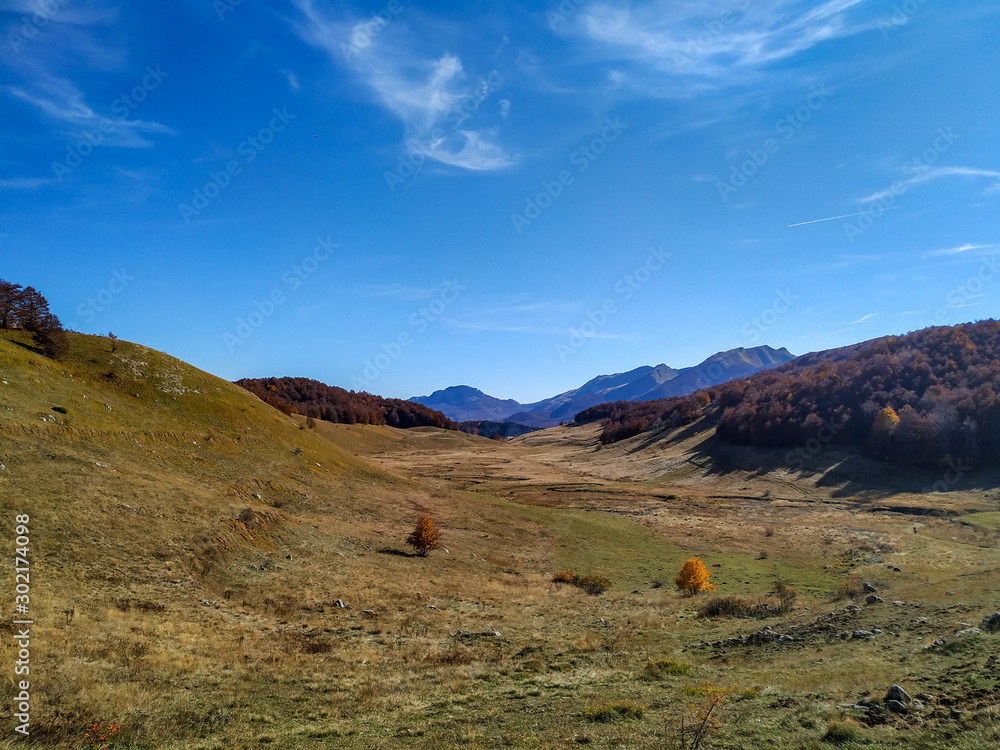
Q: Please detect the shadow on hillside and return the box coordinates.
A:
[377,547,415,557]
[1,334,45,357]
[684,433,1000,500]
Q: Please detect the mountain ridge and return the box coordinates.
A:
[411,344,794,427]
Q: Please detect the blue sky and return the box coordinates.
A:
[2,0,999,403]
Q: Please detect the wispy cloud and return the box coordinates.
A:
[292,0,514,170]
[356,283,446,301]
[0,177,52,189]
[921,243,992,259]
[567,0,874,90]
[860,167,1000,204]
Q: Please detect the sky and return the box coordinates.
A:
[2,0,999,403]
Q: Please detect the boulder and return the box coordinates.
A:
[866,595,884,604]
[863,582,878,593]
[980,612,1000,632]
[885,684,911,704]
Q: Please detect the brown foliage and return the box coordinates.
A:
[237,376,458,430]
[406,514,442,557]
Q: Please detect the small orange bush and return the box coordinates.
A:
[675,557,716,595]
[406,514,442,557]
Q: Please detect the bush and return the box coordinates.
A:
[406,514,442,557]
[699,596,772,619]
[644,658,691,678]
[675,557,716,595]
[831,574,863,601]
[552,570,611,596]
[822,720,860,744]
[583,702,645,722]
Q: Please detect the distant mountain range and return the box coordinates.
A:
[411,345,795,428]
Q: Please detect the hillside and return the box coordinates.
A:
[579,322,1000,471]
[237,375,458,430]
[2,330,999,750]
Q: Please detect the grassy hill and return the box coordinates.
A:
[2,331,999,749]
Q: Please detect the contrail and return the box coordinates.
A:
[787,207,899,227]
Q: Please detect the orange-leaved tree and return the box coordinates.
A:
[406,514,443,557]
[675,557,716,596]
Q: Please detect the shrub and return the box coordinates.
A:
[831,574,863,601]
[583,702,645,722]
[675,557,716,595]
[773,581,796,613]
[551,570,611,596]
[644,658,691,678]
[406,514,442,557]
[699,596,771,619]
[822,720,860,744]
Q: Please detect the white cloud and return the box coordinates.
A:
[567,0,874,90]
[921,243,992,259]
[860,167,1000,205]
[292,0,514,171]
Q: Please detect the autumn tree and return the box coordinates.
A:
[406,514,442,557]
[675,557,716,596]
[869,405,900,460]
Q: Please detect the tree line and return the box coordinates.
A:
[237,376,459,430]
[577,321,1000,469]
[0,278,69,358]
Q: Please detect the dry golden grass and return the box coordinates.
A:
[2,331,1000,748]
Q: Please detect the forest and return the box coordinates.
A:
[576,321,1000,469]
[0,278,69,358]
[237,376,459,430]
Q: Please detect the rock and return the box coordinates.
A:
[892,601,905,605]
[332,599,350,609]
[863,582,878,593]
[885,699,908,714]
[852,630,875,640]
[840,631,850,639]
[872,628,883,635]
[932,639,947,648]
[285,554,292,560]
[252,493,262,500]
[980,612,1000,632]
[632,589,644,594]
[892,567,902,572]
[427,605,438,610]
[885,684,911,704]
[866,595,884,604]
[950,707,964,719]
[362,609,375,616]
[846,605,861,612]
[953,628,982,638]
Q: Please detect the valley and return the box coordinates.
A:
[1,332,999,749]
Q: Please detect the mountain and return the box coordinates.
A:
[409,385,525,422]
[579,321,1000,470]
[412,345,795,428]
